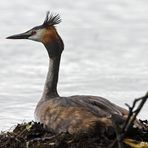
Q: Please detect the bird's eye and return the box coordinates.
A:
[32,30,36,35]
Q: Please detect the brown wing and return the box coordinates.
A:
[61,95,128,117]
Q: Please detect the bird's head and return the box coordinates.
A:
[7,12,64,57]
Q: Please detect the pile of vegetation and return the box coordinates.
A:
[0,120,147,148]
[0,93,148,148]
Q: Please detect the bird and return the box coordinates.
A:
[7,11,129,134]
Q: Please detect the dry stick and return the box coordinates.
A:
[121,91,148,136]
[121,98,140,133]
[110,92,148,148]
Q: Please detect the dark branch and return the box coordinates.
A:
[122,92,148,134]
[110,92,148,148]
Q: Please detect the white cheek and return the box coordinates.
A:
[28,30,44,42]
[28,35,40,42]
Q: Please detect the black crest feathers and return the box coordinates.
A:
[42,11,61,27]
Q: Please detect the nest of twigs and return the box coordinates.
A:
[0,120,147,148]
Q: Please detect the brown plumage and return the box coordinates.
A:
[7,11,129,134]
[35,95,128,133]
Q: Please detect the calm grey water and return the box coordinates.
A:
[0,0,148,131]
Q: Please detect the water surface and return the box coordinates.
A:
[0,0,148,130]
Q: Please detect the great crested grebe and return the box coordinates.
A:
[7,12,129,134]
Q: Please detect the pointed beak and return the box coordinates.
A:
[6,31,32,39]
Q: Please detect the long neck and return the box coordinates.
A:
[42,55,61,99]
[42,38,63,99]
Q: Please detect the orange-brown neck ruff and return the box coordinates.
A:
[42,27,59,45]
